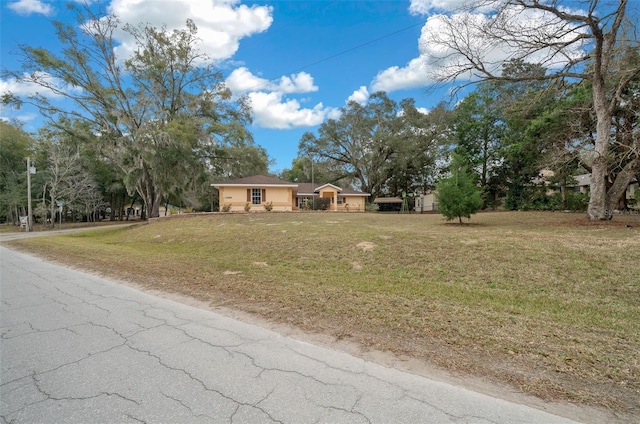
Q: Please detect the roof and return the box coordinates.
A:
[373,197,403,204]
[212,175,298,188]
[296,182,369,196]
[212,176,370,196]
[574,174,591,187]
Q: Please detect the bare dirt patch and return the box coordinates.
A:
[356,241,376,251]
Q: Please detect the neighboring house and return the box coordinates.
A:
[569,173,592,195]
[542,171,639,208]
[212,175,370,212]
[373,197,402,212]
[566,173,638,201]
[415,192,438,213]
[373,193,438,213]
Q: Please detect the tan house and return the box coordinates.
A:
[212,175,370,212]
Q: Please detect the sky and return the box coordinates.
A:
[0,0,627,172]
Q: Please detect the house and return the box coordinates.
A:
[542,171,639,209]
[415,192,438,213]
[212,175,370,212]
[373,197,403,212]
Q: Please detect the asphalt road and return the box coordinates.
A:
[0,245,584,424]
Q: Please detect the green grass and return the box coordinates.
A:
[6,211,640,413]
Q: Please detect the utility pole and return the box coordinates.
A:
[26,157,33,232]
[311,159,315,210]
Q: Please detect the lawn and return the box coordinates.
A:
[5,211,639,415]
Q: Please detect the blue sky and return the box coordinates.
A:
[1,0,616,172]
[1,0,462,172]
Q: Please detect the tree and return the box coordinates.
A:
[384,99,446,196]
[423,0,640,220]
[299,92,402,200]
[2,6,255,219]
[436,153,483,224]
[279,157,334,185]
[44,143,100,227]
[0,121,34,224]
[452,84,503,207]
[298,92,442,199]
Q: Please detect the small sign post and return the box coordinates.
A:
[56,200,64,229]
[19,216,29,232]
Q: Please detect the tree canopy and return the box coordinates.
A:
[2,5,264,218]
[297,92,444,199]
[423,0,640,220]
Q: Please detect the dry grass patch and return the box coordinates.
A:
[6,211,640,417]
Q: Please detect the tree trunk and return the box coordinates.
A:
[49,193,56,229]
[587,76,613,220]
[607,158,640,213]
[137,161,162,220]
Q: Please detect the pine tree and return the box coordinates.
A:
[436,153,483,224]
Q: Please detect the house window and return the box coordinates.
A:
[252,188,261,205]
[337,197,343,205]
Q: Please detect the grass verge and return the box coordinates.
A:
[5,211,639,415]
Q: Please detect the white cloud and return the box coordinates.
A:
[226,67,317,94]
[226,67,333,129]
[373,3,587,93]
[409,0,471,15]
[371,57,430,92]
[0,112,37,123]
[247,91,338,129]
[106,0,273,62]
[7,0,53,16]
[421,8,587,79]
[0,72,82,99]
[346,86,369,105]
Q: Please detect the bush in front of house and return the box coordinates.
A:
[314,197,331,210]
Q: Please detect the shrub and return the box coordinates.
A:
[221,204,232,212]
[264,201,273,211]
[244,202,251,212]
[565,192,588,211]
[365,203,379,212]
[314,197,331,210]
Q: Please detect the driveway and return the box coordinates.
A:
[1,245,588,423]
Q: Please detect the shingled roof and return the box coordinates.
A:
[212,176,369,196]
[212,175,297,186]
[296,183,369,196]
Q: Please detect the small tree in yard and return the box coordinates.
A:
[436,153,483,224]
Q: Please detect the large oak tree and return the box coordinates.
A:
[298,92,442,200]
[2,6,256,218]
[423,0,640,220]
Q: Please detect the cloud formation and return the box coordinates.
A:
[226,67,338,129]
[347,86,370,105]
[226,67,317,95]
[0,72,82,99]
[107,0,273,62]
[246,92,339,129]
[371,1,587,93]
[7,0,53,16]
[408,0,470,15]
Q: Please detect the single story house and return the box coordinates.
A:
[212,175,370,212]
[373,197,402,212]
[553,172,637,201]
[415,192,438,212]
